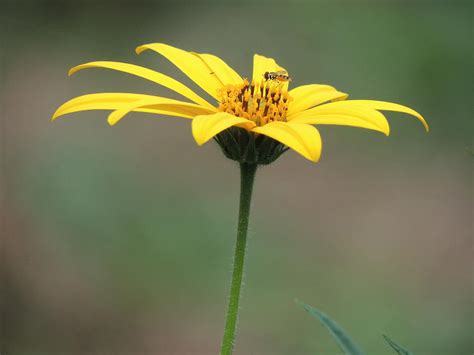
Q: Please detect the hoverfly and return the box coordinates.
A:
[263,70,292,82]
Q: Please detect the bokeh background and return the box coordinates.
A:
[1,0,472,354]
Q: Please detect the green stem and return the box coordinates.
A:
[220,163,257,355]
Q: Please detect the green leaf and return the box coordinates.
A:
[298,300,366,355]
[382,334,413,355]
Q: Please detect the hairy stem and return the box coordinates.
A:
[220,163,257,355]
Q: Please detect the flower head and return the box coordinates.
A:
[53,43,428,163]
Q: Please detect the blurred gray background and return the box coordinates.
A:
[1,0,472,354]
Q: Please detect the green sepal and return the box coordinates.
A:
[215,127,287,165]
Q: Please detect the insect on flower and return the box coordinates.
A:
[52,43,428,164]
[263,70,292,82]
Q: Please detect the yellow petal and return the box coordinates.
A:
[252,122,322,162]
[53,93,153,120]
[289,114,389,135]
[107,97,215,126]
[287,84,348,116]
[136,43,223,100]
[192,112,255,146]
[343,100,429,131]
[69,61,214,109]
[192,53,242,85]
[289,103,390,136]
[52,93,214,123]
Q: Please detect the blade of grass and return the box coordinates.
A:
[297,300,366,355]
[382,334,413,355]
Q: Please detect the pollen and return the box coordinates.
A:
[217,79,292,126]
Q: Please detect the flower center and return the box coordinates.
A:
[217,79,292,126]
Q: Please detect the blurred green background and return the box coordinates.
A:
[1,0,471,354]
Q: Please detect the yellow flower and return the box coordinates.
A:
[52,43,428,163]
